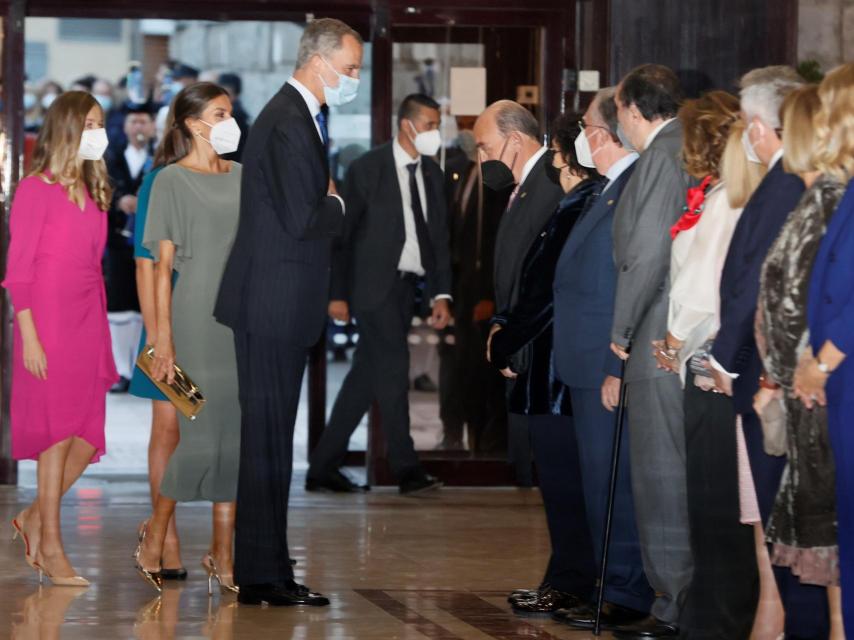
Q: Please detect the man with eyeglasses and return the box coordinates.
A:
[550,88,654,633]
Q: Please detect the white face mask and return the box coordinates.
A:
[742,122,762,164]
[574,129,596,169]
[408,121,442,157]
[78,128,109,161]
[319,57,360,107]
[198,117,241,155]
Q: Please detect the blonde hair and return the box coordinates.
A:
[781,85,821,175]
[28,91,112,211]
[721,120,766,208]
[813,62,854,182]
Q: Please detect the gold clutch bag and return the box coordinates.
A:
[135,345,206,420]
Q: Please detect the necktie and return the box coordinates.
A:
[505,185,520,213]
[315,111,329,148]
[406,162,436,275]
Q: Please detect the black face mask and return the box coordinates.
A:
[543,149,562,185]
[481,136,518,191]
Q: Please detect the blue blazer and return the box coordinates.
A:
[552,163,635,389]
[711,161,804,413]
[809,178,854,398]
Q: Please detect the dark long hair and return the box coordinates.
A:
[551,112,598,180]
[153,81,229,168]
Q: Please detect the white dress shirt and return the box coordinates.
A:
[520,146,548,186]
[668,183,743,383]
[124,145,149,180]
[643,117,676,151]
[603,152,639,193]
[286,76,344,213]
[393,139,450,301]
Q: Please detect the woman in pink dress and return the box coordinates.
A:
[5,91,117,586]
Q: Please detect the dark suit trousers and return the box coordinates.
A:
[741,411,830,639]
[680,377,758,639]
[568,387,653,613]
[528,414,597,597]
[232,331,307,586]
[310,278,421,481]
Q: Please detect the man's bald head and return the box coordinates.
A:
[473,100,543,183]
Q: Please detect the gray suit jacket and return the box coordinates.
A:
[611,119,693,382]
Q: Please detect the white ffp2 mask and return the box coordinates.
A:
[78,128,109,161]
[199,117,241,155]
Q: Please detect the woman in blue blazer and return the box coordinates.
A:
[797,63,854,633]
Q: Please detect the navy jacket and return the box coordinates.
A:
[552,164,635,389]
[712,160,805,413]
[490,178,601,415]
[809,178,854,399]
[214,83,345,345]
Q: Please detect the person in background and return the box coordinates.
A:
[127,113,185,582]
[801,61,854,638]
[609,63,692,639]
[155,64,200,143]
[218,72,251,162]
[214,18,360,607]
[438,125,508,452]
[70,75,96,92]
[92,78,127,153]
[104,103,157,392]
[24,82,43,132]
[651,91,761,639]
[708,65,832,639]
[133,82,243,596]
[488,114,602,616]
[38,80,63,113]
[5,91,118,586]
[551,88,653,633]
[314,93,451,494]
[756,82,845,638]
[474,100,564,487]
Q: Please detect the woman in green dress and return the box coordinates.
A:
[134,82,243,594]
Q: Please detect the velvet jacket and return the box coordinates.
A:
[489,177,603,415]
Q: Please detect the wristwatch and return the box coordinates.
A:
[816,356,832,374]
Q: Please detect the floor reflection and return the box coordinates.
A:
[12,586,88,640]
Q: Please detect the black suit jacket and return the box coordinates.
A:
[329,142,452,312]
[712,160,805,412]
[493,152,565,312]
[214,83,345,345]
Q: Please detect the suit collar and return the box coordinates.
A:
[286,77,321,120]
[281,82,328,173]
[559,167,633,263]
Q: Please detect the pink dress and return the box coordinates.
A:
[2,176,118,462]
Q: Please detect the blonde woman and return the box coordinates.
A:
[795,62,854,636]
[4,91,118,585]
[652,92,767,638]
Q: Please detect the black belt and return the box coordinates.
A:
[397,271,424,284]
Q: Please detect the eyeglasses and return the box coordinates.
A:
[578,120,610,133]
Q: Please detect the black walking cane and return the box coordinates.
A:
[593,357,629,636]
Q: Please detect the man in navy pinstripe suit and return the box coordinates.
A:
[214,18,363,607]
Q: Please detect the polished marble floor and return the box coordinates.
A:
[0,476,613,639]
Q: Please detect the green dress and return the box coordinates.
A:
[143,163,242,502]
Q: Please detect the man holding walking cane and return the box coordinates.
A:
[550,87,653,633]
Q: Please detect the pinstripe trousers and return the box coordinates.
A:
[233,331,307,587]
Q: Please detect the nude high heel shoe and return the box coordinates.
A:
[134,520,163,593]
[11,514,37,569]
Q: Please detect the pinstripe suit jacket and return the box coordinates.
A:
[215,83,345,345]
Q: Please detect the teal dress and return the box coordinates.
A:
[128,166,174,400]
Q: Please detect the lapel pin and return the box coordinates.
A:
[607,199,614,205]
[520,192,527,199]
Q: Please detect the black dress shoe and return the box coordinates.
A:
[552,601,648,630]
[305,469,369,493]
[237,582,330,607]
[160,567,188,581]
[612,615,678,638]
[511,588,583,614]
[399,473,443,495]
[507,582,548,604]
[412,374,438,392]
